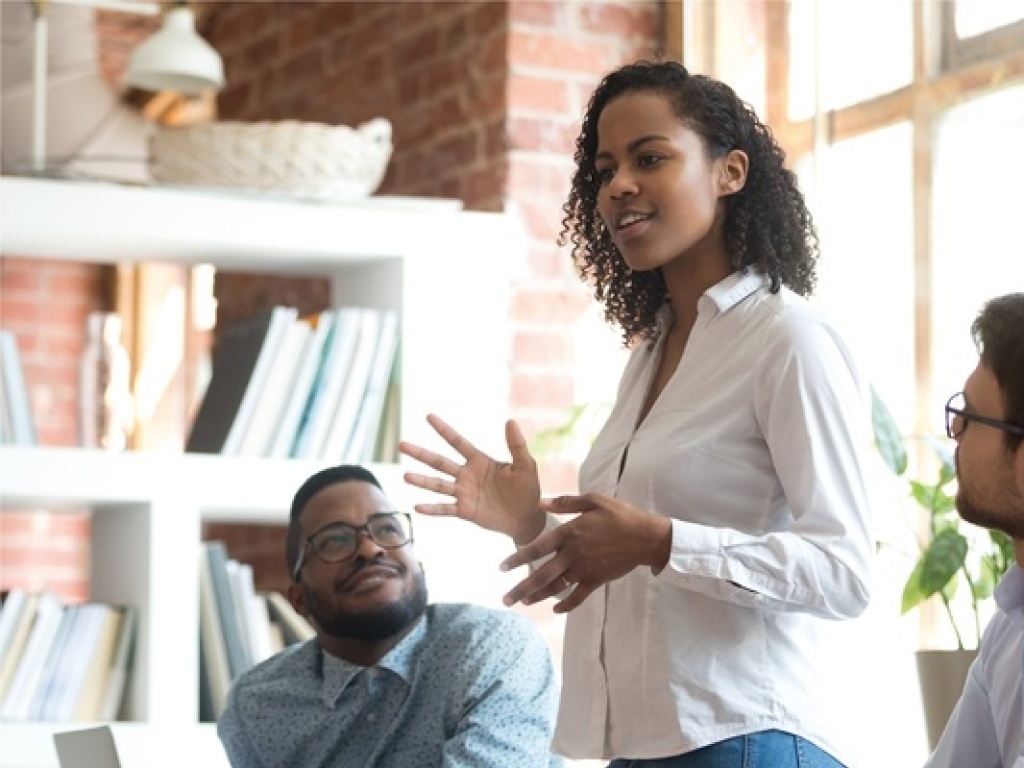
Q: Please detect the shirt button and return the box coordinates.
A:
[367,713,377,723]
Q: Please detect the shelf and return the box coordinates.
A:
[0,174,520,767]
[1,175,522,274]
[0,446,406,523]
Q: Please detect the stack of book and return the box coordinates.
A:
[199,541,314,720]
[1,330,37,446]
[186,306,400,463]
[0,589,135,722]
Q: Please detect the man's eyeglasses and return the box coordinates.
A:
[945,392,1024,440]
[292,512,414,581]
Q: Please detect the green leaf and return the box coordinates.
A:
[901,560,925,615]
[918,529,968,597]
[910,480,955,516]
[871,389,908,476]
[975,556,999,601]
[991,529,1014,569]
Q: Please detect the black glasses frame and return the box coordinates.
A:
[945,392,1024,440]
[292,512,414,581]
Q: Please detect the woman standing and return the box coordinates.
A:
[400,60,876,768]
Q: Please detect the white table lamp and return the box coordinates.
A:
[124,5,225,94]
[29,0,226,174]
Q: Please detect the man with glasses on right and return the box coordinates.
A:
[926,292,1024,768]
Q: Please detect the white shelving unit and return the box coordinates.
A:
[0,176,522,767]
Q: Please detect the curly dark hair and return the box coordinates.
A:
[971,292,1024,450]
[559,60,819,344]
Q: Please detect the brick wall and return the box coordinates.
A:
[0,259,109,601]
[506,1,660,493]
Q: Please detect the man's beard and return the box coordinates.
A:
[305,569,428,641]
[957,487,1024,539]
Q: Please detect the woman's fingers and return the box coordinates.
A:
[402,471,456,497]
[425,413,481,460]
[502,558,571,607]
[552,582,596,614]
[500,528,561,572]
[411,501,459,518]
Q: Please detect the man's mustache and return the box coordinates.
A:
[335,557,403,591]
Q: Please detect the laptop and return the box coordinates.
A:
[53,726,122,768]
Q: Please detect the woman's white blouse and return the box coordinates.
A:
[551,270,877,762]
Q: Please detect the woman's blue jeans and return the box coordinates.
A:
[606,730,846,768]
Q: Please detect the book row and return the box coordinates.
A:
[0,590,134,723]
[199,541,314,721]
[0,330,37,447]
[0,544,316,725]
[186,305,400,463]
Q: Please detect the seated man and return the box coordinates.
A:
[925,292,1024,768]
[218,464,562,768]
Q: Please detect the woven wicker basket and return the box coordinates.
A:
[148,118,392,199]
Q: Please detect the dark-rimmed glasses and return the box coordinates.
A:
[292,512,414,581]
[945,392,1024,440]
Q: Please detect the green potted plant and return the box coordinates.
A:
[871,390,1013,746]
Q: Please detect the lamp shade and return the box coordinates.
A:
[125,7,224,94]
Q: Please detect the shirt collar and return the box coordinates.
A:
[654,270,767,334]
[704,269,767,313]
[318,612,429,707]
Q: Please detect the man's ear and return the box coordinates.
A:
[287,581,310,620]
[718,149,749,197]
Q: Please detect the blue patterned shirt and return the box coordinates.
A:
[217,603,563,768]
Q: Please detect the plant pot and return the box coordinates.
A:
[915,648,979,749]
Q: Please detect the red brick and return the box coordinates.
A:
[50,270,106,297]
[511,287,591,325]
[509,73,572,113]
[509,157,574,201]
[396,27,441,69]
[507,115,577,153]
[514,198,564,243]
[581,3,660,38]
[320,2,359,29]
[0,511,90,600]
[286,12,320,52]
[511,372,575,409]
[527,243,576,280]
[513,330,571,365]
[471,1,510,35]
[0,265,45,295]
[482,116,509,157]
[509,29,611,75]
[478,27,510,72]
[243,31,283,71]
[510,0,561,28]
[282,48,325,84]
[462,166,508,211]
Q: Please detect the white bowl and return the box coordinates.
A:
[148,117,393,200]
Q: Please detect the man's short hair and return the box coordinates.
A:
[972,293,1024,449]
[286,465,384,580]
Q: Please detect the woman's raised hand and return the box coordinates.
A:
[398,414,547,545]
